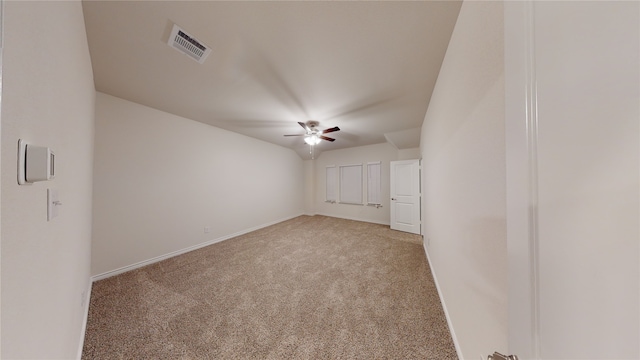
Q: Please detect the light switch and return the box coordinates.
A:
[47,189,60,221]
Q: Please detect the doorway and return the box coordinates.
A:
[390,159,420,234]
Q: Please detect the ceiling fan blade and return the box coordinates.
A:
[322,126,340,134]
[319,135,336,142]
[298,121,311,132]
[284,134,304,136]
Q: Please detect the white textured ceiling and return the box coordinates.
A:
[82,1,462,159]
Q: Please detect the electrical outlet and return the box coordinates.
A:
[204,226,211,234]
[81,290,86,308]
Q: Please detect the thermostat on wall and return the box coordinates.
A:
[18,139,55,185]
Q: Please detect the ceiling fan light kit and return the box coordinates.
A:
[304,134,322,145]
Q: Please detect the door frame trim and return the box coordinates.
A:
[505,1,540,358]
[390,159,421,235]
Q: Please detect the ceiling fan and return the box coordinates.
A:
[284,121,340,145]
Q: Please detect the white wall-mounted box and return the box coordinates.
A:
[18,139,55,184]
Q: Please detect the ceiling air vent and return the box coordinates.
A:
[167,24,211,64]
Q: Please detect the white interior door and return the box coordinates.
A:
[505,2,640,359]
[390,159,420,234]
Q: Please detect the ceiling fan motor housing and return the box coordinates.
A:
[306,120,320,131]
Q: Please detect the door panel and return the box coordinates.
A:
[395,203,413,224]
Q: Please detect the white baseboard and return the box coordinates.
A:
[422,241,463,359]
[91,214,304,282]
[76,279,93,360]
[314,212,390,226]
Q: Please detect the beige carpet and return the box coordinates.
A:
[82,215,457,359]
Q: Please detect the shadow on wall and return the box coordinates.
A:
[463,217,507,323]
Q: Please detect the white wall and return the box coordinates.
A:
[311,143,416,225]
[427,1,639,358]
[420,1,507,359]
[397,147,420,161]
[1,1,95,358]
[91,93,305,276]
[504,2,640,358]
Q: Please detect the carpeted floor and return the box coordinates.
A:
[82,215,457,359]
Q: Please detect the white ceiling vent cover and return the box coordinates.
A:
[167,24,211,64]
